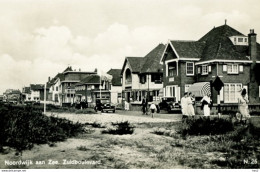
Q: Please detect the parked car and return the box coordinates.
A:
[94,99,115,113]
[159,97,181,113]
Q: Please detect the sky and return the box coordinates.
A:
[0,0,260,94]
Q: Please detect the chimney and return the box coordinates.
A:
[48,77,51,82]
[248,29,257,62]
[79,68,81,72]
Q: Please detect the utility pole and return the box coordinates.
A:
[44,83,46,115]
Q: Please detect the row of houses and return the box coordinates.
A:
[2,22,260,111]
[21,66,122,107]
[121,23,260,110]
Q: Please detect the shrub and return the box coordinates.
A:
[102,121,134,135]
[179,117,234,136]
[0,103,84,153]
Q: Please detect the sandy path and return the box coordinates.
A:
[46,112,181,124]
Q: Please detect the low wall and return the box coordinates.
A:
[195,103,260,115]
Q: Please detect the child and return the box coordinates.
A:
[150,102,157,118]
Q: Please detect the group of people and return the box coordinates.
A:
[181,92,196,120]
[181,92,213,119]
[181,88,251,125]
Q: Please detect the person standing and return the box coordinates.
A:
[150,102,157,118]
[142,97,147,115]
[181,92,188,121]
[187,92,195,116]
[201,93,212,117]
[238,88,250,125]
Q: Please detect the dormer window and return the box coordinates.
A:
[229,36,248,46]
[238,38,243,42]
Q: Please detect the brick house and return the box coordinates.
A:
[160,23,260,106]
[47,66,97,106]
[121,43,165,110]
[75,74,111,107]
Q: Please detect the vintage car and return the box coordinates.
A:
[159,97,181,113]
[94,99,115,113]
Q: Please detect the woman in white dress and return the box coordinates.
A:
[201,93,212,117]
[187,92,195,116]
[238,88,250,125]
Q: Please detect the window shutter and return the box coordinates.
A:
[208,66,211,72]
[223,65,227,72]
[198,67,201,74]
[239,65,243,72]
[220,87,224,101]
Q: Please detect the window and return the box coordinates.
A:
[151,74,162,83]
[245,38,247,42]
[166,86,176,97]
[118,93,122,98]
[202,65,208,75]
[186,62,194,75]
[238,38,243,42]
[56,86,58,91]
[224,83,242,103]
[227,64,239,74]
[168,62,176,77]
[139,75,146,84]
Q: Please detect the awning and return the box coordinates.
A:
[188,82,211,97]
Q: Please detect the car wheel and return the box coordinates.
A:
[113,110,115,113]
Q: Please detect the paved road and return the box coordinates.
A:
[46,110,182,124]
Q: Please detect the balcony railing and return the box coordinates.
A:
[64,89,75,94]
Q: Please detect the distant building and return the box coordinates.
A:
[75,74,111,107]
[47,66,97,106]
[22,84,46,103]
[107,69,122,105]
[3,89,22,103]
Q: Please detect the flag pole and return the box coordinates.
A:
[100,70,102,101]
[44,83,46,115]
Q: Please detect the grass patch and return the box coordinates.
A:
[102,121,134,135]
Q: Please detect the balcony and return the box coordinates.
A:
[64,89,75,94]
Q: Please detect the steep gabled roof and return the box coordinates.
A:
[121,57,143,75]
[63,66,73,73]
[199,24,245,42]
[107,69,122,86]
[170,41,205,59]
[140,43,165,73]
[30,84,44,91]
[198,24,250,62]
[127,57,143,73]
[76,74,100,86]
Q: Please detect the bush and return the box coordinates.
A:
[0,103,84,152]
[102,121,134,135]
[179,117,234,136]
